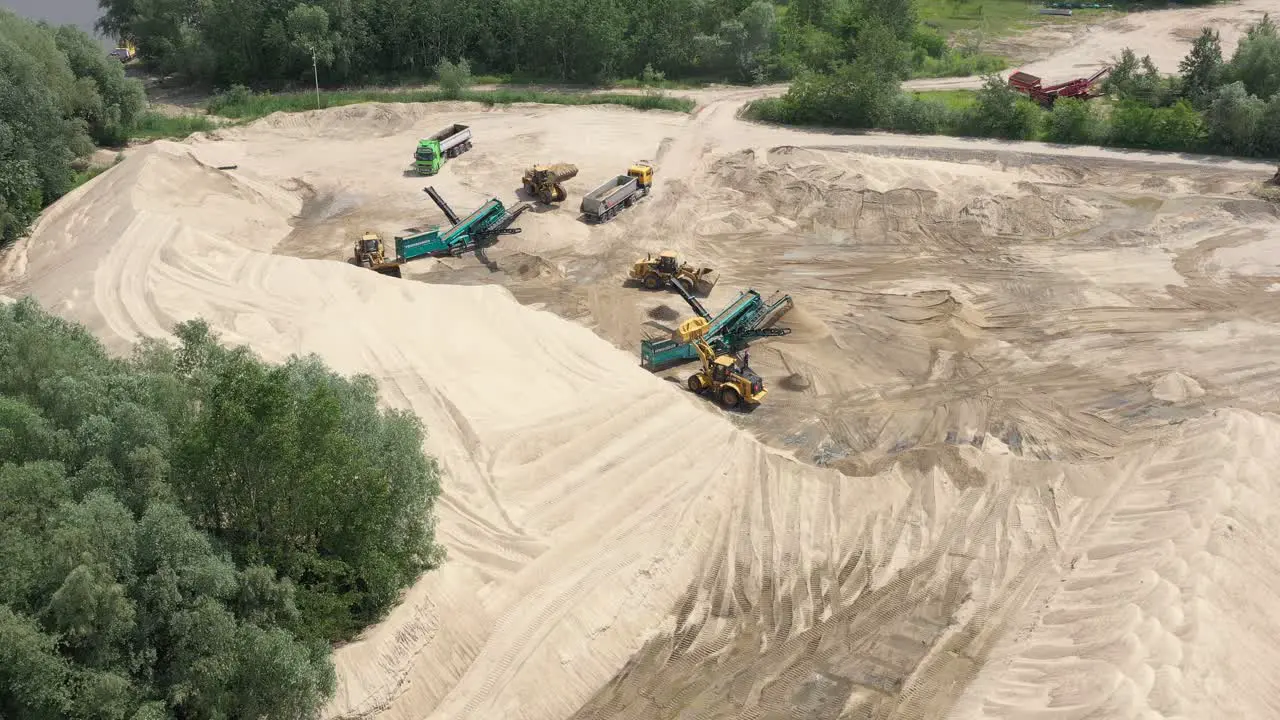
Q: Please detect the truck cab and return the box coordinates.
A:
[628,163,654,188]
[415,140,443,176]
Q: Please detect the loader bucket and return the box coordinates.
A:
[692,269,719,297]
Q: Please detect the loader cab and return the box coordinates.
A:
[712,355,735,382]
[657,250,679,274]
[359,232,382,255]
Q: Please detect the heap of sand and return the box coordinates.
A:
[3,128,1280,719]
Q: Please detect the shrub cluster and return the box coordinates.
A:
[752,14,1280,159]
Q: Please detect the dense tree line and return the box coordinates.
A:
[0,9,146,244]
[756,12,1280,159]
[0,298,444,719]
[96,0,995,88]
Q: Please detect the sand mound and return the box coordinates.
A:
[1152,371,1206,402]
[7,97,1280,720]
[705,148,1099,239]
[238,101,485,138]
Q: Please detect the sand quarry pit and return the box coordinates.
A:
[6,90,1280,720]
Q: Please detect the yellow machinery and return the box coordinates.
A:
[352,231,404,277]
[681,318,768,408]
[629,250,718,296]
[522,163,579,204]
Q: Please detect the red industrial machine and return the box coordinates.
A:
[1007,66,1111,108]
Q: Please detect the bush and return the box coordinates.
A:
[1204,81,1266,155]
[0,298,447,717]
[1149,100,1207,152]
[208,83,254,115]
[885,94,955,134]
[436,58,473,98]
[1258,95,1280,157]
[1107,100,1159,147]
[1044,97,1104,144]
[744,96,790,123]
[961,75,1042,140]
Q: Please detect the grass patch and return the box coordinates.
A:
[743,97,788,123]
[207,87,695,120]
[69,164,110,190]
[908,89,979,109]
[912,51,1007,78]
[66,153,124,193]
[918,0,1119,37]
[918,0,1049,35]
[612,76,710,90]
[129,111,218,140]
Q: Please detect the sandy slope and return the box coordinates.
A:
[4,6,1280,715]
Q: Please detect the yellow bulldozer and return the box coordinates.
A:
[352,231,404,277]
[685,336,767,409]
[629,250,718,297]
[522,163,579,204]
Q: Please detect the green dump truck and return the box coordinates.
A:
[414,124,473,175]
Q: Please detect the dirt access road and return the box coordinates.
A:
[6,11,1280,720]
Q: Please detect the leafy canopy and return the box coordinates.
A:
[0,297,445,719]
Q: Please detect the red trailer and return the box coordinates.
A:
[1008,65,1111,108]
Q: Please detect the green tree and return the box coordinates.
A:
[1204,81,1265,155]
[778,18,907,128]
[0,606,71,719]
[288,4,336,106]
[1258,94,1280,157]
[168,320,444,641]
[52,25,147,146]
[0,298,441,718]
[1226,13,1280,101]
[1179,27,1224,109]
[1105,48,1172,106]
[0,10,86,242]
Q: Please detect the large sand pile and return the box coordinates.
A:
[5,58,1280,719]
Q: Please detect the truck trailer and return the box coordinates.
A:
[414,124,473,175]
[580,162,654,222]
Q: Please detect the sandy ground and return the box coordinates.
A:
[5,4,1280,717]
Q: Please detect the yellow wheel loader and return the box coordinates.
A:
[629,250,718,297]
[352,231,404,278]
[522,163,579,204]
[685,336,767,409]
